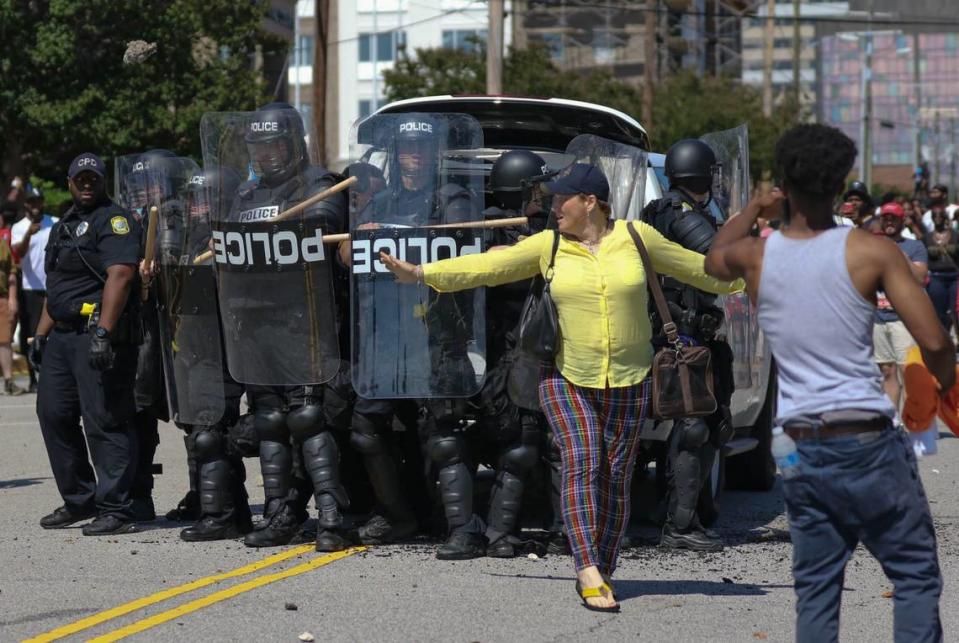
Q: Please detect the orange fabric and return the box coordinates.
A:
[901,346,959,436]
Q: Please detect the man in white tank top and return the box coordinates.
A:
[704,124,954,643]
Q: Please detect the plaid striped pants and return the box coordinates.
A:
[539,369,651,574]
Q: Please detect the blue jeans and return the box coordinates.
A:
[782,428,942,643]
[925,271,958,331]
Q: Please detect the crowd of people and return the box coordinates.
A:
[14,101,954,634]
[0,179,63,396]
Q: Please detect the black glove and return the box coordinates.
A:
[89,328,115,371]
[28,335,47,372]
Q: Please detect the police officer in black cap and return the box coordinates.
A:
[640,139,736,552]
[31,152,143,535]
[225,102,352,551]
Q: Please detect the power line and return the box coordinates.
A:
[530,2,959,28]
[329,1,482,46]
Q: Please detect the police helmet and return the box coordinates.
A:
[489,150,550,211]
[126,149,181,207]
[186,165,241,220]
[664,139,717,182]
[843,180,870,202]
[245,102,308,185]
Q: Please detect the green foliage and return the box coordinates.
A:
[384,44,641,115]
[0,0,286,185]
[28,175,71,213]
[383,47,802,182]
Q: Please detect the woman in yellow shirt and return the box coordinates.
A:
[381,164,740,612]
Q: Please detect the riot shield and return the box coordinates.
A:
[348,112,486,399]
[565,134,648,221]
[700,124,750,218]
[156,160,231,425]
[200,109,341,386]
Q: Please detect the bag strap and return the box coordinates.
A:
[627,221,680,346]
[544,230,560,283]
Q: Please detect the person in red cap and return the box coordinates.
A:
[874,200,929,408]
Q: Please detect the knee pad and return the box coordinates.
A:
[427,435,464,468]
[349,413,389,455]
[676,418,710,450]
[500,443,538,476]
[287,404,324,442]
[194,429,226,462]
[254,409,288,443]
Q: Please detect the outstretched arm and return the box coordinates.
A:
[380,231,547,292]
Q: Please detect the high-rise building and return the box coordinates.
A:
[819,30,959,191]
[289,0,500,167]
[739,1,850,110]
[515,0,754,84]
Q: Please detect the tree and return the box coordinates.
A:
[0,0,287,185]
[383,46,802,182]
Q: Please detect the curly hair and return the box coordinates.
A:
[774,124,857,198]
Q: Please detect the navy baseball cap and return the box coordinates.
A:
[68,153,106,179]
[543,163,610,202]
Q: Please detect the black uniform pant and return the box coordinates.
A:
[37,327,138,518]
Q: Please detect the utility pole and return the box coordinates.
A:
[913,32,922,170]
[487,0,504,94]
[861,31,873,190]
[643,0,657,129]
[791,0,801,104]
[762,0,775,118]
[313,0,330,166]
[951,117,957,200]
[934,109,941,185]
[512,0,527,51]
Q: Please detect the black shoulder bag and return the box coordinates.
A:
[517,231,561,362]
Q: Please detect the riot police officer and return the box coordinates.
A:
[347,115,482,558]
[31,153,143,535]
[640,139,736,552]
[162,164,256,541]
[122,149,179,522]
[218,103,351,551]
[471,150,553,557]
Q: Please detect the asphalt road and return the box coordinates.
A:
[3,386,958,642]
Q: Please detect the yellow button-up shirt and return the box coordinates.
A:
[423,219,743,389]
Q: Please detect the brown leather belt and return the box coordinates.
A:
[784,418,891,441]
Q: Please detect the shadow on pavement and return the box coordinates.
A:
[0,476,50,489]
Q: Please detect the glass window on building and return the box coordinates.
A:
[536,33,564,61]
[442,29,488,52]
[297,35,314,67]
[359,100,373,119]
[359,31,406,62]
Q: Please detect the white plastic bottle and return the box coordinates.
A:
[772,427,800,479]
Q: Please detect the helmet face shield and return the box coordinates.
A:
[247,137,294,181]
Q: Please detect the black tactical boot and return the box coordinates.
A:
[181,515,252,542]
[165,491,202,522]
[436,530,487,560]
[243,503,303,547]
[82,515,137,536]
[315,528,350,552]
[546,531,571,556]
[356,513,418,545]
[486,536,516,558]
[40,505,96,529]
[660,523,724,552]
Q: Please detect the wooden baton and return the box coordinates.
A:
[140,205,159,301]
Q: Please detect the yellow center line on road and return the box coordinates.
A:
[22,544,316,643]
[86,547,366,643]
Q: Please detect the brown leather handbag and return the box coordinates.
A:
[627,222,718,420]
